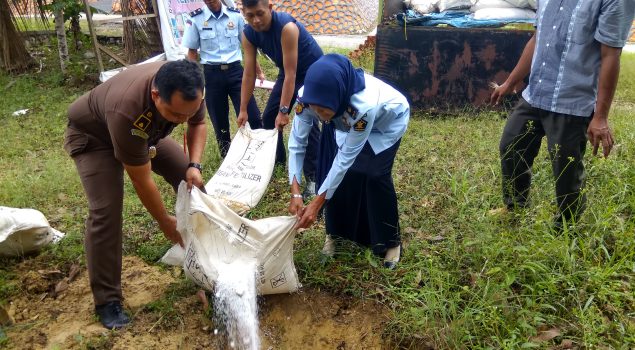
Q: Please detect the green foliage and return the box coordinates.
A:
[43,0,83,23]
[0,329,8,348]
[0,39,634,349]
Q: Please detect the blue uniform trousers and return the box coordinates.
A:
[263,74,319,181]
[204,62,261,158]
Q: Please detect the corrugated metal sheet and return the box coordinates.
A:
[374,25,534,112]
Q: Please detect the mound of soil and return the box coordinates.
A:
[3,256,388,349]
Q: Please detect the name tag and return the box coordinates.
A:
[131,129,149,139]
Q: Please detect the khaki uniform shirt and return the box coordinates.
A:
[67,61,206,166]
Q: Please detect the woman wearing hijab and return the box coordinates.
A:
[287,54,410,269]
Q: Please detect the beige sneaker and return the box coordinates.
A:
[488,207,510,216]
[383,244,401,270]
[321,234,335,257]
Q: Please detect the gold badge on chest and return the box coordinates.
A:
[227,21,235,29]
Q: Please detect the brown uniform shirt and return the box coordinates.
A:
[67,61,206,166]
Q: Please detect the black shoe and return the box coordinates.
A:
[95,301,130,330]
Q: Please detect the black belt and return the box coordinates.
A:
[204,61,241,71]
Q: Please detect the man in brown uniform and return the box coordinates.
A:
[64,60,207,329]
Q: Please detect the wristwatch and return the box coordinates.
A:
[188,162,202,172]
[279,105,290,115]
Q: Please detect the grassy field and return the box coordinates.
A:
[1,35,634,349]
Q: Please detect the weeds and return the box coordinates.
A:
[0,36,634,348]
[140,278,198,330]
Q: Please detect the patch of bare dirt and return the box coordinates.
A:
[3,256,389,349]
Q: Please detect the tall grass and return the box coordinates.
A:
[0,36,633,349]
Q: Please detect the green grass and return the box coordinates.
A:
[1,35,634,348]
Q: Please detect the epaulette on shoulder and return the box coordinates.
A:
[227,7,240,13]
[189,8,203,17]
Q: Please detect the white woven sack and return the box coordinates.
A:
[162,183,300,295]
[438,0,472,11]
[204,124,278,215]
[471,0,516,12]
[473,7,536,20]
[503,0,535,9]
[405,0,438,14]
[0,207,64,257]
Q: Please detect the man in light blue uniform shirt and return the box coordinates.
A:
[491,0,635,231]
[182,0,261,158]
[287,54,409,269]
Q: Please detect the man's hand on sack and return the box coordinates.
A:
[159,215,184,247]
[275,112,290,130]
[237,111,248,128]
[186,166,204,192]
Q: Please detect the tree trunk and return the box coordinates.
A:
[71,16,81,52]
[122,0,162,63]
[0,0,34,72]
[53,7,68,74]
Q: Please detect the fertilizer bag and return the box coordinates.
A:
[204,124,278,215]
[163,182,301,295]
[438,0,472,11]
[0,207,64,257]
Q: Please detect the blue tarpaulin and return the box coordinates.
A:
[396,10,534,28]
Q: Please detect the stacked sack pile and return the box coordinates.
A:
[405,0,537,20]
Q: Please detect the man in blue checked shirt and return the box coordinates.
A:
[491,0,635,232]
[182,0,262,158]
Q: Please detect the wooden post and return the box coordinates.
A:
[82,0,104,72]
[150,0,162,41]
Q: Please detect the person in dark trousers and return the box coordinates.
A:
[64,60,207,329]
[491,0,635,231]
[288,54,410,269]
[182,0,261,158]
[237,0,322,197]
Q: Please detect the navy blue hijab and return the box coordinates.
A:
[301,54,366,118]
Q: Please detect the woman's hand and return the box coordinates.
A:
[295,194,326,230]
[288,197,304,217]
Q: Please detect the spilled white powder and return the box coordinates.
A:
[213,259,259,350]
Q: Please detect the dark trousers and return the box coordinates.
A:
[499,99,591,221]
[326,140,402,256]
[263,75,319,181]
[64,127,188,305]
[204,62,261,158]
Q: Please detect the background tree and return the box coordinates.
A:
[46,0,69,73]
[122,0,162,63]
[0,0,46,72]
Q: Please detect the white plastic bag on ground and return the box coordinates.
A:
[161,183,300,295]
[204,124,278,215]
[473,7,536,20]
[0,207,65,257]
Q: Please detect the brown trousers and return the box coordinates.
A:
[64,127,188,306]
